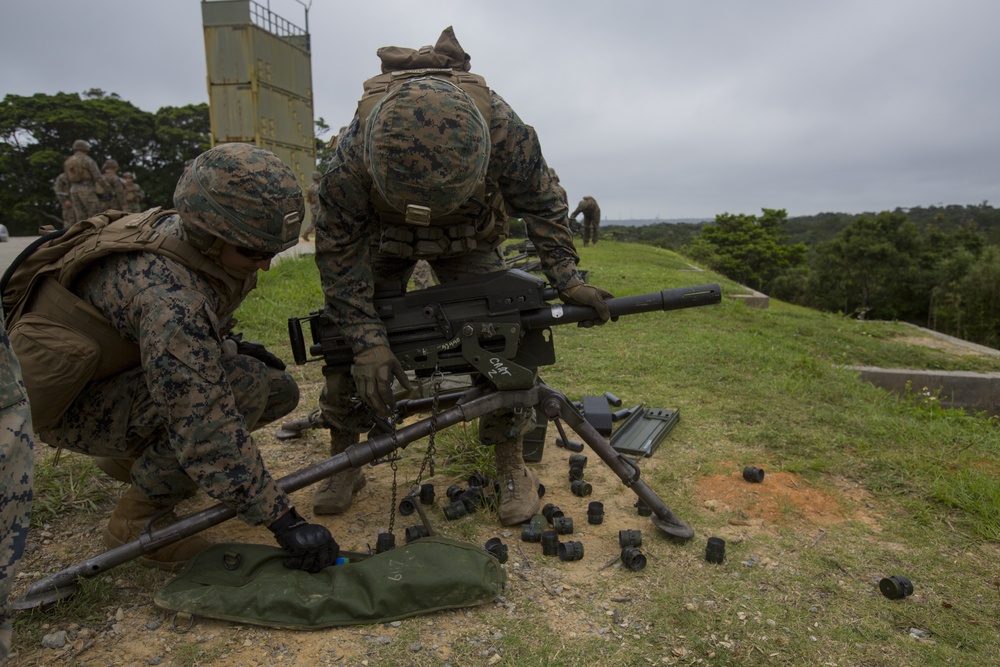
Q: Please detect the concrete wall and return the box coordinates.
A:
[846,365,1000,416]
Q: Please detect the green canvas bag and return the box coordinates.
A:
[154,536,506,629]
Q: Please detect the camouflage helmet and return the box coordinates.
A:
[312,171,322,181]
[365,76,489,218]
[174,143,304,254]
[103,159,119,171]
[72,139,90,152]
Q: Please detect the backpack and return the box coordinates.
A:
[0,208,247,431]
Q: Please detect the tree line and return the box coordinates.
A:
[674,206,1000,349]
[0,90,213,235]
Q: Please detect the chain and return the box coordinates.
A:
[411,370,443,488]
[387,422,399,535]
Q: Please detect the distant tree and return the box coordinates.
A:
[0,92,208,233]
[805,211,926,319]
[683,208,806,293]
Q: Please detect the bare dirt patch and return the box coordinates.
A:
[11,383,880,666]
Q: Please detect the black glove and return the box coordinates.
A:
[269,508,340,573]
[236,339,287,370]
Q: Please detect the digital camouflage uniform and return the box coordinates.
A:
[0,317,34,662]
[549,169,575,235]
[570,196,601,246]
[410,260,438,290]
[39,212,296,525]
[7,144,340,575]
[301,172,323,241]
[63,141,106,222]
[53,172,76,228]
[123,173,146,214]
[314,28,599,524]
[101,160,126,211]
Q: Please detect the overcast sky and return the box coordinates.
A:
[3,0,998,220]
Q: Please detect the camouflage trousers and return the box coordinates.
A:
[61,201,77,228]
[0,326,35,662]
[70,182,105,221]
[301,205,323,239]
[42,355,298,510]
[582,220,599,246]
[319,248,533,445]
[410,260,438,290]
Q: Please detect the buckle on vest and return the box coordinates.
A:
[405,204,431,226]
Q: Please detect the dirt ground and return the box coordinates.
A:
[9,377,881,667]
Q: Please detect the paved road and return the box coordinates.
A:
[0,236,42,277]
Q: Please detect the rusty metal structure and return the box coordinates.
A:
[201,0,316,187]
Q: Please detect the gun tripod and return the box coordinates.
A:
[15,381,693,611]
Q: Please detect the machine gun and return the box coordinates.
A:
[13,271,721,610]
[289,268,721,390]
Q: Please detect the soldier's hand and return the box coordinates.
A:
[236,339,287,370]
[269,508,340,573]
[558,283,614,327]
[352,344,411,418]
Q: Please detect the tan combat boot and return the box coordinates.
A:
[313,431,366,515]
[102,485,212,572]
[494,437,540,526]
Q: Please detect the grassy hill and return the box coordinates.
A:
[15,241,999,666]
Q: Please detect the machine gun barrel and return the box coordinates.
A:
[520,283,721,329]
[288,270,722,388]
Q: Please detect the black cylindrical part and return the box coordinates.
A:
[742,466,765,483]
[542,503,564,523]
[571,479,593,497]
[520,523,542,542]
[398,496,417,516]
[443,499,468,520]
[568,454,588,469]
[619,529,642,548]
[484,537,509,564]
[879,576,914,599]
[557,541,585,561]
[405,524,429,543]
[587,501,604,525]
[705,537,726,564]
[604,391,623,407]
[419,483,435,505]
[621,547,647,571]
[541,530,559,556]
[556,436,584,453]
[375,532,395,553]
[552,516,574,535]
[635,499,652,517]
[446,484,465,501]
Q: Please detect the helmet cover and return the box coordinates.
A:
[173,143,304,253]
[365,76,489,217]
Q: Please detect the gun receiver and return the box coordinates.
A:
[289,269,721,390]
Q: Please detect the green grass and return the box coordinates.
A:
[18,241,1000,666]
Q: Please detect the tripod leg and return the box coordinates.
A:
[537,386,694,540]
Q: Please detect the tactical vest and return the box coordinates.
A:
[357,68,508,259]
[64,153,92,183]
[2,208,251,430]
